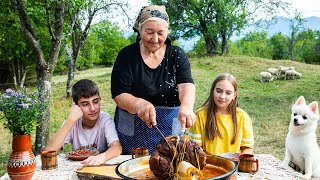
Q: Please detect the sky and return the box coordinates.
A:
[286,0,320,18]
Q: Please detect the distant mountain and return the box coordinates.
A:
[231,16,320,41]
[179,16,320,51]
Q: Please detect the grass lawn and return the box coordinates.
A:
[1,55,320,175]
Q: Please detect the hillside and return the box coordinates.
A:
[189,56,320,158]
[1,56,320,175]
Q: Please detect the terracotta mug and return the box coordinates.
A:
[41,150,58,170]
[131,147,149,159]
[238,154,259,173]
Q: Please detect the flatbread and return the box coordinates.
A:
[77,165,121,180]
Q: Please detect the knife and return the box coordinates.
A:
[153,125,171,148]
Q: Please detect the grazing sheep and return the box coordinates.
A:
[260,72,274,82]
[284,69,302,80]
[278,66,294,79]
[267,68,280,79]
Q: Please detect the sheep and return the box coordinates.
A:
[279,66,292,74]
[267,68,280,79]
[260,72,274,82]
[284,69,302,80]
[278,66,294,79]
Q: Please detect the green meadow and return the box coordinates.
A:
[1,55,320,175]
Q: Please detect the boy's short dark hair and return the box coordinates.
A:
[72,79,100,104]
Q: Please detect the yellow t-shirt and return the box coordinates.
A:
[189,107,254,155]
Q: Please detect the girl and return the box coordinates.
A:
[189,73,254,155]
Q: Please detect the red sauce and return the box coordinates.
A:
[200,164,228,179]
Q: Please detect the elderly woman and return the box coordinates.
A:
[111,5,196,154]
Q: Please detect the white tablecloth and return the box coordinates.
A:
[1,154,317,180]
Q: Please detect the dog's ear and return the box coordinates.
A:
[296,96,306,105]
[309,101,319,115]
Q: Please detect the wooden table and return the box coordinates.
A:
[0,154,315,180]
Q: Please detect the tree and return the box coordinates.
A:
[0,1,35,89]
[298,29,318,63]
[77,21,130,68]
[288,11,306,61]
[65,0,129,97]
[236,31,272,58]
[77,32,103,69]
[94,21,130,66]
[14,0,64,154]
[151,0,220,55]
[269,32,289,60]
[217,0,248,55]
[313,30,320,64]
[151,0,288,55]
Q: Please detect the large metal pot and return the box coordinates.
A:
[116,155,237,180]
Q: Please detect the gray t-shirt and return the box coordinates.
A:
[63,112,119,153]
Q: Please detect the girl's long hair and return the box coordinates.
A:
[203,73,239,144]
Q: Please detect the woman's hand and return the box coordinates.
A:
[178,105,196,132]
[114,93,157,128]
[137,102,156,128]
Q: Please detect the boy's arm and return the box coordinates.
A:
[81,140,122,166]
[45,104,83,151]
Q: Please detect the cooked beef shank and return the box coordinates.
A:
[149,135,206,179]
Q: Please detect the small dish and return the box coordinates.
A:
[219,152,240,163]
[67,149,99,161]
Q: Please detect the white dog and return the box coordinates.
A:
[281,96,320,179]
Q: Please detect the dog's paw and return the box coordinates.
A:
[280,161,289,169]
[301,174,312,179]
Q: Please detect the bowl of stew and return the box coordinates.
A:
[115,155,237,180]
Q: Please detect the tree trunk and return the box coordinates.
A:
[16,0,64,155]
[204,36,218,56]
[11,61,18,89]
[20,68,27,88]
[66,43,80,97]
[65,10,94,97]
[35,64,51,154]
[17,60,21,85]
[66,55,76,97]
[221,31,229,55]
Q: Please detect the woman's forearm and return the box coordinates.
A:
[178,83,196,109]
[114,93,149,114]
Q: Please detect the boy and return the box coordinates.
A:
[46,79,122,166]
